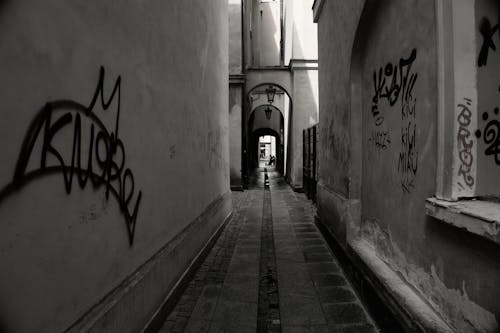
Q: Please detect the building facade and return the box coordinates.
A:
[0,1,230,331]
[229,0,319,190]
[314,0,500,331]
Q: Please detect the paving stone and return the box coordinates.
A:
[212,300,258,326]
[322,303,368,325]
[219,282,258,303]
[172,316,188,332]
[292,223,315,228]
[295,232,321,238]
[334,323,378,333]
[283,325,330,333]
[279,279,318,298]
[317,287,356,303]
[160,183,379,333]
[303,247,331,255]
[158,320,176,332]
[304,254,334,263]
[300,239,326,246]
[208,322,256,333]
[183,319,211,333]
[311,274,347,287]
[277,263,311,282]
[238,239,260,246]
[307,262,340,275]
[190,295,219,320]
[227,262,259,276]
[280,295,327,326]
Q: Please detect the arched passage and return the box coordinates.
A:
[248,106,285,173]
[244,83,292,183]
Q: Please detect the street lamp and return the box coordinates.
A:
[265,106,272,120]
[265,85,277,104]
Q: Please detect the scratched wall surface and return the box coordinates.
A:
[475,0,500,197]
[0,1,229,332]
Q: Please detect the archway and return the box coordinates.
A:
[248,103,285,173]
[245,83,292,184]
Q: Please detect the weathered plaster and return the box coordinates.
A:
[361,219,499,332]
[426,198,500,244]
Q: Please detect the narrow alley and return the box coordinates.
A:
[0,1,499,332]
[160,170,377,333]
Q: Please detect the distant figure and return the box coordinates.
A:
[269,155,275,166]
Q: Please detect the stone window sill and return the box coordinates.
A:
[425,197,500,244]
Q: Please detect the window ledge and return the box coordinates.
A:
[425,198,500,244]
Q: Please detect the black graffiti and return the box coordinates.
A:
[475,108,500,165]
[478,17,499,67]
[371,49,418,126]
[457,98,475,188]
[398,121,418,193]
[0,66,142,245]
[368,130,391,150]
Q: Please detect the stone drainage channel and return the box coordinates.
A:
[257,168,281,332]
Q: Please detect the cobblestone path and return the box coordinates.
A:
[160,171,378,333]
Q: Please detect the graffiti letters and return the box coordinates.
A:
[478,17,499,67]
[0,66,142,245]
[371,49,418,126]
[457,98,475,188]
[397,121,418,193]
[475,108,500,165]
[476,15,500,169]
[371,49,418,192]
[368,130,391,150]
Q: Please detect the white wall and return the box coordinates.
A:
[0,1,229,331]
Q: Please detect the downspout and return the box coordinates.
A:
[241,0,248,188]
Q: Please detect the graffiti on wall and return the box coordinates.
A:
[457,98,475,189]
[371,48,418,127]
[398,118,418,193]
[475,108,500,165]
[478,18,499,67]
[476,16,500,169]
[371,49,418,193]
[368,130,391,150]
[0,66,142,245]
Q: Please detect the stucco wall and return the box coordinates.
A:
[229,86,242,187]
[0,1,229,332]
[289,69,319,188]
[317,0,500,331]
[475,0,500,197]
[291,0,318,60]
[250,0,281,67]
[229,0,243,75]
[317,0,364,199]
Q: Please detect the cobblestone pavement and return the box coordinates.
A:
[160,171,378,332]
